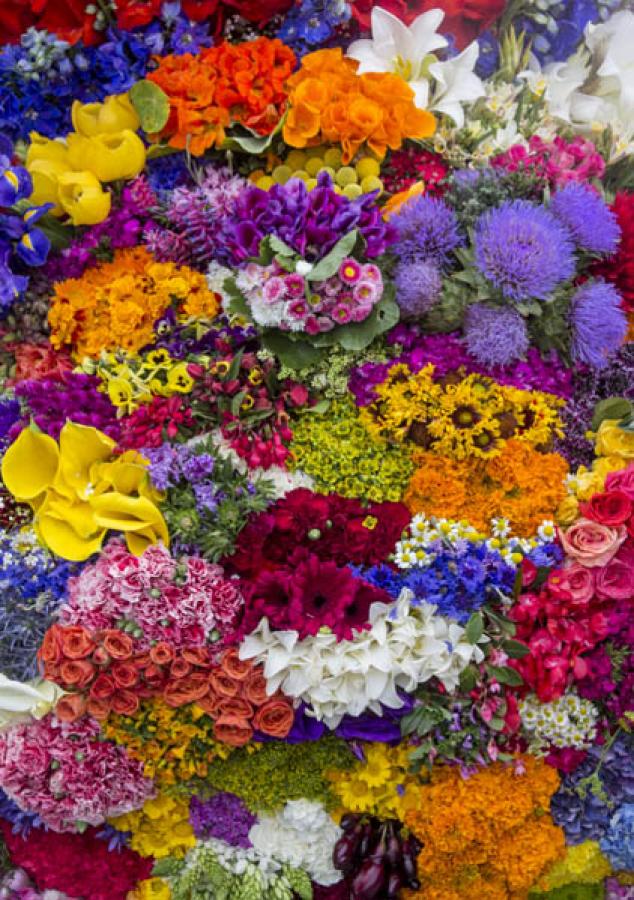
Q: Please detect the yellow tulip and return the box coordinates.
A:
[27,158,72,216]
[72,93,141,137]
[80,130,147,182]
[56,171,111,226]
[26,132,69,167]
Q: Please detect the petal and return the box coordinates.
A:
[55,422,115,496]
[1,425,59,501]
[90,492,169,545]
[37,510,106,561]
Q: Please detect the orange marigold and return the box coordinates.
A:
[283,48,436,163]
[404,757,565,900]
[147,38,296,155]
[404,441,569,536]
[48,246,219,358]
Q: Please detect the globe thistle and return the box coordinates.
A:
[391,195,463,268]
[463,303,529,367]
[394,260,442,318]
[474,199,575,301]
[570,280,628,368]
[551,183,621,254]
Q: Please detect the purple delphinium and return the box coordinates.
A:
[390,194,463,268]
[394,260,442,318]
[474,199,575,301]
[464,303,529,366]
[12,374,121,442]
[189,792,256,847]
[218,171,397,265]
[550,182,621,254]
[570,279,627,368]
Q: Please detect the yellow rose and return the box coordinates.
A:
[56,171,111,226]
[72,93,141,137]
[595,419,634,460]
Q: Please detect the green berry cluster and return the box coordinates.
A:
[251,146,383,198]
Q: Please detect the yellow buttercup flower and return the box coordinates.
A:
[72,93,140,137]
[67,130,146,182]
[56,171,111,226]
[1,422,168,561]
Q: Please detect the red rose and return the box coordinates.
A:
[213,714,253,747]
[591,192,634,313]
[114,0,162,29]
[90,673,116,700]
[39,626,63,667]
[86,697,111,720]
[111,661,139,690]
[170,658,192,679]
[111,690,140,716]
[581,490,632,526]
[182,0,220,21]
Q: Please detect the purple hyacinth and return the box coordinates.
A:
[464,303,529,366]
[570,279,627,368]
[394,260,442,318]
[550,182,621,254]
[474,199,576,300]
[189,792,256,847]
[390,194,463,268]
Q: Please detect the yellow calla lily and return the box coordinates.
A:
[72,93,141,137]
[55,421,116,496]
[1,425,59,501]
[37,507,107,562]
[84,129,147,182]
[56,171,112,226]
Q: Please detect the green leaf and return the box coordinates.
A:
[336,295,400,352]
[489,716,506,731]
[261,331,323,369]
[591,396,633,432]
[306,230,358,282]
[129,80,170,133]
[223,278,253,323]
[465,612,484,644]
[459,666,477,692]
[503,639,530,659]
[269,235,296,257]
[36,213,74,251]
[487,664,524,687]
[230,391,247,416]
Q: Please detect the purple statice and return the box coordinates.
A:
[474,199,576,301]
[550,183,621,254]
[464,303,529,366]
[551,733,634,844]
[189,792,256,847]
[570,280,627,368]
[394,260,442,318]
[218,171,397,265]
[390,195,463,268]
[12,374,121,442]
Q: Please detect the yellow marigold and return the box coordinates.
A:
[111,793,195,859]
[326,743,419,821]
[283,48,436,163]
[404,757,565,900]
[48,247,219,359]
[535,841,611,892]
[405,441,569,536]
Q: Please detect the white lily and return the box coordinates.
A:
[347,7,448,109]
[429,41,485,128]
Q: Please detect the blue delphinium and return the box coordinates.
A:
[514,0,621,64]
[570,280,628,369]
[600,804,634,870]
[550,183,621,254]
[391,195,463,269]
[133,0,212,56]
[464,303,529,367]
[475,30,500,78]
[474,199,576,301]
[278,0,350,55]
[0,789,43,836]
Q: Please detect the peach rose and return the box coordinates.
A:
[111,690,140,716]
[86,696,111,720]
[150,642,174,666]
[59,659,95,689]
[111,661,139,690]
[209,671,240,699]
[170,658,192,679]
[217,696,254,720]
[55,694,87,723]
[39,626,63,666]
[253,698,294,738]
[181,647,210,667]
[213,715,253,747]
[196,693,222,719]
[559,518,627,567]
[59,625,95,660]
[220,649,252,681]
[163,673,210,707]
[243,670,269,706]
[101,630,134,660]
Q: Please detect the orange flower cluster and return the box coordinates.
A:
[48,246,219,358]
[283,48,436,164]
[404,757,565,900]
[405,440,569,536]
[147,38,296,155]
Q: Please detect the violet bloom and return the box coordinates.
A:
[390,194,463,268]
[13,374,121,442]
[189,792,256,847]
[464,303,529,366]
[550,182,621,254]
[570,279,627,369]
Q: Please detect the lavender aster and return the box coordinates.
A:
[464,303,529,366]
[391,195,463,268]
[394,260,442,318]
[474,199,575,301]
[189,792,256,847]
[550,183,621,254]
[570,280,627,368]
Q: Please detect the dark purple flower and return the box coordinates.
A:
[12,374,121,441]
[189,792,256,847]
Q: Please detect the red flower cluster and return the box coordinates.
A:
[0,820,152,900]
[592,191,634,313]
[117,395,195,450]
[227,488,410,577]
[0,0,97,44]
[381,145,449,196]
[39,626,293,746]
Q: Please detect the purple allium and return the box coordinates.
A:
[550,182,621,254]
[394,260,442,318]
[570,279,627,368]
[189,792,256,847]
[474,199,575,300]
[391,194,463,268]
[464,302,529,366]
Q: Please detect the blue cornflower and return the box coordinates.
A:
[391,195,463,269]
[570,280,627,369]
[550,183,621,254]
[474,199,576,301]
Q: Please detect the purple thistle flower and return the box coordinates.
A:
[394,260,442,318]
[474,199,575,301]
[570,279,628,368]
[464,303,529,366]
[391,194,463,268]
[550,182,621,254]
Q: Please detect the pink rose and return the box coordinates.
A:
[559,518,627,567]
[605,463,634,499]
[552,563,595,604]
[595,557,633,600]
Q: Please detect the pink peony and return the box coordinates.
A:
[558,518,627,567]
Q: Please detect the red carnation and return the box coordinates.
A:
[592,191,634,313]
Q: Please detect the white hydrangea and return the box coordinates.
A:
[239,590,487,728]
[520,692,598,752]
[249,800,342,886]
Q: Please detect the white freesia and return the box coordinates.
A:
[249,800,342,886]
[428,42,485,128]
[0,676,65,731]
[239,590,486,728]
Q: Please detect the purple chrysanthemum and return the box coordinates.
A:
[474,199,575,300]
[463,303,529,366]
[550,182,621,254]
[570,279,628,368]
[394,260,442,318]
[391,195,463,268]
